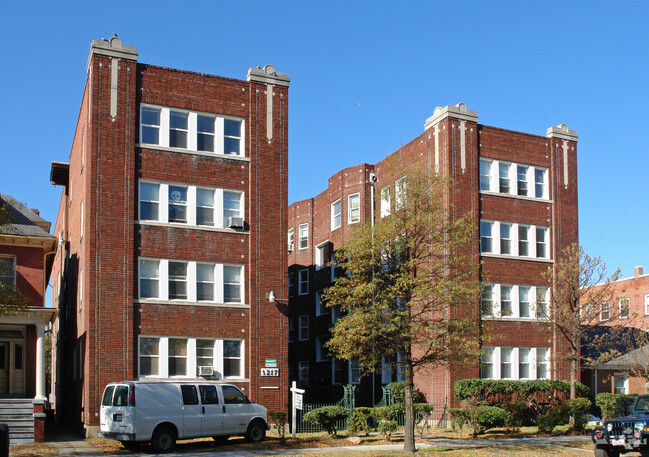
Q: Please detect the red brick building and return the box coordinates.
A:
[0,195,57,442]
[49,35,289,436]
[582,266,649,396]
[288,103,578,407]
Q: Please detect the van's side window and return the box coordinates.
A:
[113,386,129,406]
[199,385,219,404]
[102,386,115,406]
[223,385,247,404]
[181,385,199,405]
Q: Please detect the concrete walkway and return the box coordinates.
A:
[24,434,593,456]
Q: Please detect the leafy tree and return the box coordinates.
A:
[323,163,481,452]
[542,244,620,401]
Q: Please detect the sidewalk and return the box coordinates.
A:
[23,432,593,457]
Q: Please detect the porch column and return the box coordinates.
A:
[35,323,46,401]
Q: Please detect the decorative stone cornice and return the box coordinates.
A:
[247,65,290,87]
[546,124,578,141]
[424,103,479,131]
[87,34,138,73]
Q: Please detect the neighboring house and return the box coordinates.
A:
[582,266,649,396]
[288,103,578,408]
[49,35,289,436]
[0,194,57,443]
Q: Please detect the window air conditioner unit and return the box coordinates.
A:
[228,217,244,229]
[198,366,214,377]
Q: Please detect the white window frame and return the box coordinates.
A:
[600,301,610,321]
[480,283,549,321]
[315,242,329,271]
[645,294,649,316]
[298,315,309,341]
[480,346,550,380]
[614,373,629,394]
[348,193,360,224]
[331,200,341,230]
[287,227,294,253]
[139,180,244,230]
[619,298,630,319]
[298,269,309,295]
[138,258,244,304]
[480,220,550,260]
[480,157,549,201]
[138,336,245,380]
[380,186,391,218]
[139,104,245,157]
[298,223,308,250]
[395,177,406,210]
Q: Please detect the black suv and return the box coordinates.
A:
[593,395,649,457]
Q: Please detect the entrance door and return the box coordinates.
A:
[0,343,8,394]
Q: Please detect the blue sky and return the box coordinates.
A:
[1,1,647,280]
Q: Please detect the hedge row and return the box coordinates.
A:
[454,379,589,403]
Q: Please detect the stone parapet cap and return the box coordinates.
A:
[87,34,138,73]
[247,65,290,87]
[425,103,478,131]
[546,123,578,141]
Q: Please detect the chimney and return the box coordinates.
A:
[635,266,644,278]
[31,208,40,216]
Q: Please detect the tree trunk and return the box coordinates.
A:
[569,347,578,428]
[403,362,416,452]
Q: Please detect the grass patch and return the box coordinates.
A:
[11,442,58,457]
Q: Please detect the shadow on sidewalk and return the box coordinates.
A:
[45,421,86,442]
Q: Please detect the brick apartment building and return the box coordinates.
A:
[49,35,289,435]
[582,265,649,396]
[288,103,578,407]
[0,195,57,442]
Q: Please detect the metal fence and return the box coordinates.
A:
[296,384,356,432]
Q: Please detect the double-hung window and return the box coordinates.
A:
[316,336,328,361]
[139,337,160,376]
[500,286,513,316]
[196,188,215,226]
[168,338,188,376]
[168,262,188,300]
[380,186,390,217]
[139,259,160,299]
[480,347,494,379]
[196,263,215,301]
[331,200,341,230]
[298,269,309,295]
[480,221,493,253]
[395,177,406,210]
[536,288,549,319]
[298,223,308,249]
[500,348,513,379]
[196,339,215,370]
[519,286,531,318]
[518,225,529,256]
[481,283,548,320]
[536,227,548,258]
[287,228,294,253]
[500,223,512,255]
[223,265,242,303]
[0,257,16,287]
[349,358,361,384]
[481,346,550,380]
[169,111,189,148]
[536,348,549,379]
[481,285,494,316]
[600,301,610,321]
[140,105,245,157]
[348,194,360,224]
[517,166,529,196]
[299,361,309,385]
[535,169,547,199]
[479,159,493,191]
[480,220,549,259]
[645,294,649,315]
[140,182,160,221]
[298,315,309,341]
[519,348,531,379]
[499,163,511,193]
[223,340,242,377]
[168,186,188,223]
[619,298,630,319]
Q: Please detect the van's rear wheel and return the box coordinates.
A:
[245,420,266,442]
[151,426,176,453]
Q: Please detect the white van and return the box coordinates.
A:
[98,381,269,452]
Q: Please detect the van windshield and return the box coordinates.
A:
[102,386,115,406]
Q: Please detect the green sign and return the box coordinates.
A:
[265,358,277,368]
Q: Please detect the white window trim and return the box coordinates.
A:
[645,294,649,316]
[480,220,550,260]
[139,104,245,157]
[619,298,630,319]
[287,227,294,253]
[315,242,330,271]
[614,372,629,394]
[298,269,309,295]
[395,177,406,210]
[139,180,244,231]
[138,335,245,380]
[347,193,360,224]
[481,346,550,380]
[315,289,327,316]
[480,283,549,321]
[138,258,244,305]
[331,200,341,230]
[600,301,610,321]
[479,157,550,201]
[380,186,391,218]
[298,223,308,250]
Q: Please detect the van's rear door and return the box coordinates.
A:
[100,384,135,436]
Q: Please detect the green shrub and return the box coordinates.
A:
[476,406,509,433]
[566,398,592,432]
[269,412,287,443]
[454,379,589,403]
[595,393,638,421]
[347,407,373,436]
[372,405,396,422]
[303,405,349,436]
[414,403,435,438]
[388,382,425,404]
[377,419,398,441]
[449,403,508,437]
[536,401,568,433]
[502,401,530,431]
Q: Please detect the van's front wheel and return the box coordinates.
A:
[151,426,176,453]
[245,420,266,442]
